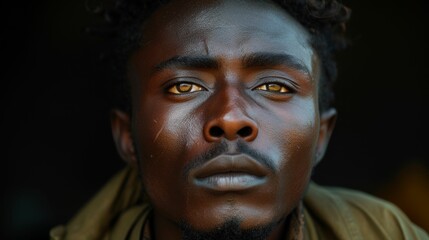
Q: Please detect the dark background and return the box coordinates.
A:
[2,0,428,239]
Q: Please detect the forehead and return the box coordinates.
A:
[134,0,316,76]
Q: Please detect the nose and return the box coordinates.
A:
[203,103,258,142]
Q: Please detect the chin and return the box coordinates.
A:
[178,194,286,230]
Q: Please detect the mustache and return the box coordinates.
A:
[183,140,276,177]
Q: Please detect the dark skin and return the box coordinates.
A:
[111,0,337,239]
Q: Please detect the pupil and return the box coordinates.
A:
[178,83,192,92]
[268,84,281,91]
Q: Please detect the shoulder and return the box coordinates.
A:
[303,182,428,240]
[50,167,149,240]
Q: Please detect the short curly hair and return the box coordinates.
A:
[90,0,350,113]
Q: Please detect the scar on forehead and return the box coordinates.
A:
[203,39,210,55]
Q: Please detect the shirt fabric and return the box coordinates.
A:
[50,167,428,240]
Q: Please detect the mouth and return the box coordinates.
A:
[191,154,269,191]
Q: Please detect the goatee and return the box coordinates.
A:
[180,218,277,240]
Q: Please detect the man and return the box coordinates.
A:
[50,0,428,239]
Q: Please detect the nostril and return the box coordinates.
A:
[237,126,252,138]
[209,126,224,138]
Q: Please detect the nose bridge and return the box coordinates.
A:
[204,84,258,142]
[213,67,247,116]
[218,85,245,117]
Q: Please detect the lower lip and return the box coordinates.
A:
[194,173,266,191]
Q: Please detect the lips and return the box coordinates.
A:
[190,154,270,191]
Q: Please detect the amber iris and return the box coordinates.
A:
[168,83,204,94]
[256,83,289,93]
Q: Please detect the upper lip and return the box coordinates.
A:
[191,154,270,179]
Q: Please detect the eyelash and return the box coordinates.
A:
[163,78,297,95]
[164,79,207,95]
[252,78,297,93]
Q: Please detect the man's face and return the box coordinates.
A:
[119,0,333,236]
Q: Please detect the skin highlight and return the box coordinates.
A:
[111,0,337,239]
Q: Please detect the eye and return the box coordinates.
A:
[254,83,291,93]
[167,82,205,94]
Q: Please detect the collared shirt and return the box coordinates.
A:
[50,167,428,240]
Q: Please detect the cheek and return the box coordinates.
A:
[264,102,318,210]
[135,103,204,160]
[278,127,315,195]
[132,99,205,214]
[266,100,319,163]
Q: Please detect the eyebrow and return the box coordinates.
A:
[153,56,219,73]
[152,52,310,77]
[242,52,310,76]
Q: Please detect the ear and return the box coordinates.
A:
[314,108,337,165]
[111,109,138,166]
